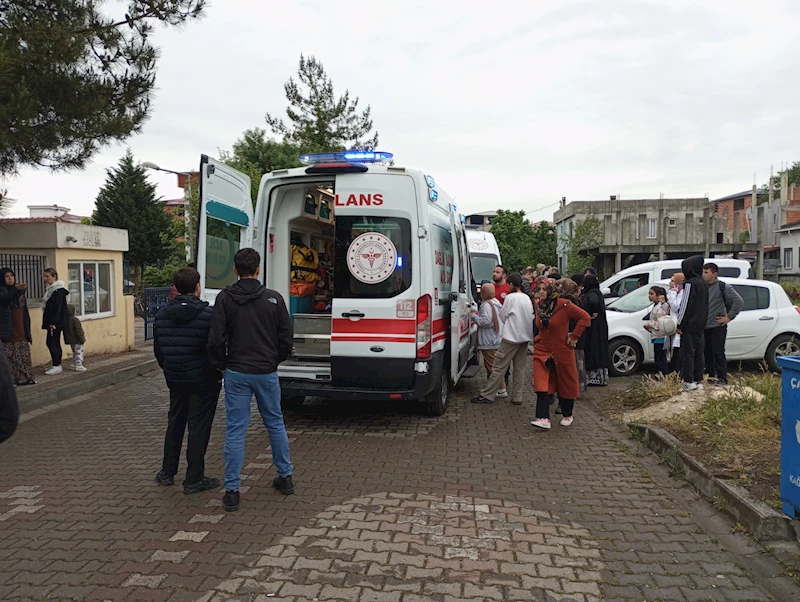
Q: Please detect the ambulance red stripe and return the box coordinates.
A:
[332,318,415,335]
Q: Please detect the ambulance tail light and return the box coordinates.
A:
[416,294,432,360]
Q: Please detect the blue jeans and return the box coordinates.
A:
[223,370,293,491]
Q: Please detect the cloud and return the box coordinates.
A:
[4,0,799,220]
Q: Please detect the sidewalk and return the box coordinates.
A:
[16,317,158,416]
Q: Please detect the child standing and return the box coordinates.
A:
[64,305,87,373]
[644,286,669,376]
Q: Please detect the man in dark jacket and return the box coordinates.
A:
[0,351,19,444]
[208,248,293,512]
[675,255,709,392]
[154,267,221,494]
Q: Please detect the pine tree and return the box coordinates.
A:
[0,0,206,175]
[266,55,379,152]
[92,151,173,286]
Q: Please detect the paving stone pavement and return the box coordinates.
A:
[0,364,799,602]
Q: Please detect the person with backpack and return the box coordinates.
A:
[702,263,743,386]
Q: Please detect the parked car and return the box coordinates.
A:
[605,278,800,376]
[600,258,752,305]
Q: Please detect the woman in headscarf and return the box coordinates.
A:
[558,278,587,402]
[531,277,591,429]
[584,266,597,277]
[475,283,507,398]
[580,274,610,386]
[0,268,36,385]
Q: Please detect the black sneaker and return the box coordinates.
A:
[470,395,493,404]
[223,490,240,512]
[155,470,174,486]
[183,477,220,495]
[272,475,295,496]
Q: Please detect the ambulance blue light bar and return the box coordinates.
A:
[299,151,394,165]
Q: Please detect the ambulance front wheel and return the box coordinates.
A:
[422,367,449,416]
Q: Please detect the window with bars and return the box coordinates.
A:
[67,261,114,318]
[0,254,47,300]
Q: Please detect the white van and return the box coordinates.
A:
[600,258,753,305]
[465,230,502,293]
[196,151,478,416]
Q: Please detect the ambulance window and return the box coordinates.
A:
[204,216,243,290]
[334,216,412,299]
[433,226,453,294]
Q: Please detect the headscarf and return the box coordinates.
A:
[535,276,559,328]
[582,274,600,291]
[584,266,597,276]
[0,269,21,308]
[479,283,499,333]
[557,278,581,305]
[570,273,584,287]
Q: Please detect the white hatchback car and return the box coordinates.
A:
[605,278,800,377]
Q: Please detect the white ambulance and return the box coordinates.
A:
[465,230,502,293]
[196,151,479,416]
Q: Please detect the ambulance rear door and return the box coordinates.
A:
[330,173,420,389]
[196,155,254,305]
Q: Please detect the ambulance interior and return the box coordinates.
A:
[267,182,336,362]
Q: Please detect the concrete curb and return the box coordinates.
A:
[629,422,795,542]
[21,358,160,414]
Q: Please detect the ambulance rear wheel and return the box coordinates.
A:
[422,367,449,417]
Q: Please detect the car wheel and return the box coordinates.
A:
[766,334,800,372]
[422,367,449,416]
[608,338,642,377]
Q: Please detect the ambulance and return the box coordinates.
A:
[465,230,502,294]
[196,151,479,416]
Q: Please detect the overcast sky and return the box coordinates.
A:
[4,0,798,222]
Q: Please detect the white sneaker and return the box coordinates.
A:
[45,365,63,376]
[496,388,508,398]
[72,365,87,373]
[695,383,704,391]
[531,418,551,430]
[560,416,574,427]
[679,382,697,392]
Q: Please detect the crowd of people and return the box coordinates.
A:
[470,263,611,429]
[469,254,744,428]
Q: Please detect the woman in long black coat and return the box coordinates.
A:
[0,268,36,385]
[580,275,610,386]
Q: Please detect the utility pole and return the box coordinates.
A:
[753,184,764,279]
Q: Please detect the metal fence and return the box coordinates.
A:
[143,287,172,341]
[0,254,48,300]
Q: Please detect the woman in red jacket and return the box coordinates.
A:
[531,277,591,430]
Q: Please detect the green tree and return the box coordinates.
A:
[489,210,536,272]
[530,221,557,268]
[0,0,206,176]
[223,128,301,174]
[560,216,604,275]
[92,151,173,287]
[266,55,379,152]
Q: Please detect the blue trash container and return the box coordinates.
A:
[777,355,800,518]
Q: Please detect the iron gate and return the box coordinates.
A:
[143,287,172,341]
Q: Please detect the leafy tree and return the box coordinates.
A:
[489,210,537,272]
[266,55,379,152]
[560,216,604,275]
[530,221,557,268]
[0,0,205,175]
[92,150,173,287]
[223,128,301,174]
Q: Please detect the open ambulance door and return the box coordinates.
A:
[196,155,254,305]
[449,209,473,384]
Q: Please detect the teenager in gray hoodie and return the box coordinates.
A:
[702,262,743,386]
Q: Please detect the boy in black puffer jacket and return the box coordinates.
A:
[153,267,222,494]
[675,255,709,392]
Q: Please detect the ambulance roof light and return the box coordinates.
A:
[299,151,393,165]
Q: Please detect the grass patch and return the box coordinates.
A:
[598,371,683,414]
[663,372,782,508]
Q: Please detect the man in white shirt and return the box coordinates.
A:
[472,273,534,405]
